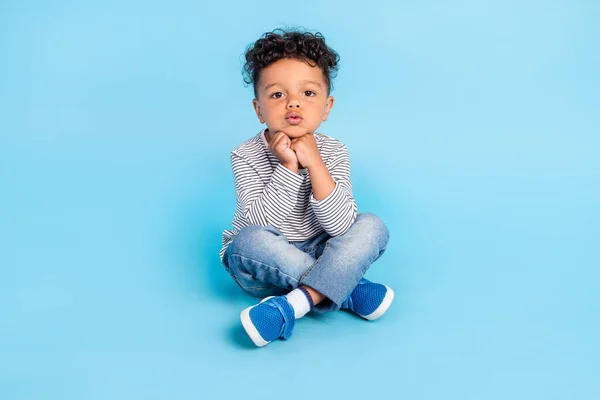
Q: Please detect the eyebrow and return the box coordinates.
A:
[263,79,323,91]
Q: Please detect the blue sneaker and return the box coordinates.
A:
[240,295,296,347]
[341,278,394,320]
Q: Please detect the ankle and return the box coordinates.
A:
[297,286,315,308]
[301,285,325,305]
[285,289,311,319]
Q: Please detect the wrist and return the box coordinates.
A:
[282,163,299,174]
[306,159,325,172]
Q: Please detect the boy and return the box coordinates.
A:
[220,28,393,347]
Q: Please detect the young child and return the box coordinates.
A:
[220,28,393,347]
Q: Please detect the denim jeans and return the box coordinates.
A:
[222,212,390,312]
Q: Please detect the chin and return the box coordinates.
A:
[287,129,307,137]
[288,125,316,134]
[266,124,316,136]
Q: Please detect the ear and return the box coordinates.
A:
[322,96,335,121]
[252,98,265,124]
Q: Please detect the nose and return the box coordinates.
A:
[287,97,300,109]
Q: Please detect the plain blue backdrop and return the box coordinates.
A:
[1,0,599,399]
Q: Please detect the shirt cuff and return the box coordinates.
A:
[271,163,305,189]
[310,180,342,209]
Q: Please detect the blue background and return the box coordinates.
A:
[1,1,599,399]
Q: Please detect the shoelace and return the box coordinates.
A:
[264,297,295,340]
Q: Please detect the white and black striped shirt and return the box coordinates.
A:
[220,128,358,263]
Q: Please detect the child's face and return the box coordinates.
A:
[252,58,334,139]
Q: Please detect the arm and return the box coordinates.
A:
[231,151,304,227]
[308,159,335,201]
[308,144,358,236]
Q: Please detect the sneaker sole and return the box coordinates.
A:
[361,285,394,321]
[240,296,275,347]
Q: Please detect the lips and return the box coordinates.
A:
[285,112,302,125]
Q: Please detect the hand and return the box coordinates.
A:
[268,131,298,168]
[291,132,322,169]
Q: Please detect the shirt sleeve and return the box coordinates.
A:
[309,143,358,236]
[231,151,304,228]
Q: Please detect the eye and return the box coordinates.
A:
[304,91,316,97]
[270,92,284,99]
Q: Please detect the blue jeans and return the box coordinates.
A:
[222,213,390,312]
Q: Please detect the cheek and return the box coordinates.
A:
[261,105,280,117]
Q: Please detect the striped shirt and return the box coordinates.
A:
[220,128,358,263]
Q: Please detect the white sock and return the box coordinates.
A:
[286,288,312,319]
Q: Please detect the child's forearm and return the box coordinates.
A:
[308,160,335,200]
[282,162,299,174]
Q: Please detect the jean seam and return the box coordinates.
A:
[228,253,300,284]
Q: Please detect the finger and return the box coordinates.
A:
[277,136,291,151]
[269,132,285,151]
[276,132,291,146]
[275,131,289,141]
[277,141,289,152]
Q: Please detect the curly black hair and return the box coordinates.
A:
[242,28,340,98]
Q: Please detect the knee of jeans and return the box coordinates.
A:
[229,225,282,255]
[356,212,390,249]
